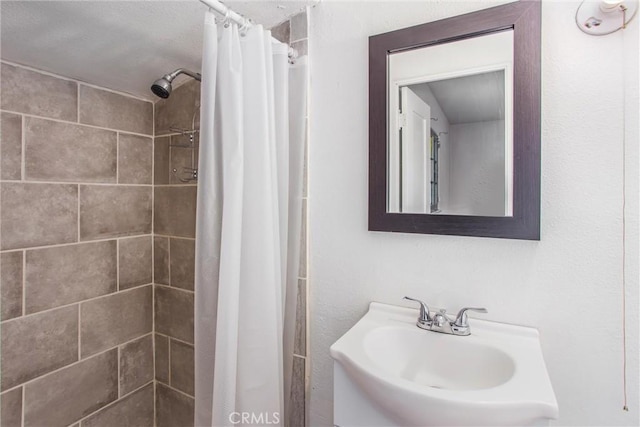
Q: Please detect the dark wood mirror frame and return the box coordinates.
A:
[369,0,541,240]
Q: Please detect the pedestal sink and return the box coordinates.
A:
[331,302,559,426]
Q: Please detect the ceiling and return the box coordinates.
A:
[1,0,316,101]
[412,70,506,125]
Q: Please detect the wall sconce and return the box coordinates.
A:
[576,0,638,35]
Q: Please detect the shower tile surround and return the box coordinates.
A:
[152,74,198,424]
[281,13,310,426]
[0,62,154,426]
[151,10,310,427]
[1,9,308,427]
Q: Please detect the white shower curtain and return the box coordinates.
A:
[194,9,307,427]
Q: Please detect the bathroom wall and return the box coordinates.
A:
[308,1,639,426]
[0,62,154,426]
[151,10,309,426]
[152,78,199,427]
[449,119,506,216]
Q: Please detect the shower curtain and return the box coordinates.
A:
[194,9,307,427]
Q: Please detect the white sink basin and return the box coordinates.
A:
[331,302,559,426]
[364,326,516,391]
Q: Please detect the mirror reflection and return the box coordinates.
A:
[387,30,514,217]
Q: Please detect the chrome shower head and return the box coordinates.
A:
[150,68,202,99]
[151,75,173,99]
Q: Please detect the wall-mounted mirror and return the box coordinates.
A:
[369,0,541,239]
[388,31,513,217]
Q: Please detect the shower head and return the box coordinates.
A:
[151,76,173,99]
[150,68,202,99]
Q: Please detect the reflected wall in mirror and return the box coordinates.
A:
[388,31,513,217]
[369,0,541,239]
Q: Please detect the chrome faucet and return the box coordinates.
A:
[403,296,487,336]
[403,296,432,328]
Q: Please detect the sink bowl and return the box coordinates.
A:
[364,326,515,391]
[331,302,559,426]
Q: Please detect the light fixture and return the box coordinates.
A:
[575,0,638,35]
[600,0,623,11]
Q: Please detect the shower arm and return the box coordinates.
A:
[167,68,202,82]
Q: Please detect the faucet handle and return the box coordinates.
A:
[403,296,432,322]
[453,307,488,328]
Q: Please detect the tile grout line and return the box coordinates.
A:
[72,380,155,426]
[169,135,173,185]
[117,346,121,398]
[168,338,172,387]
[0,233,153,255]
[151,183,198,188]
[20,113,25,181]
[21,385,25,427]
[152,234,195,241]
[116,239,120,292]
[145,131,185,138]
[153,379,157,427]
[78,304,82,360]
[158,381,194,400]
[153,283,193,296]
[76,81,80,123]
[116,132,120,184]
[21,250,26,316]
[1,283,153,325]
[0,179,153,187]
[77,184,81,242]
[167,238,172,287]
[304,276,309,360]
[154,332,194,347]
[0,108,154,138]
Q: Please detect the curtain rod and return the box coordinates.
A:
[199,0,253,29]
[198,0,299,61]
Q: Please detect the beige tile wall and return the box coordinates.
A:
[0,62,154,427]
[152,78,199,427]
[151,10,309,426]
